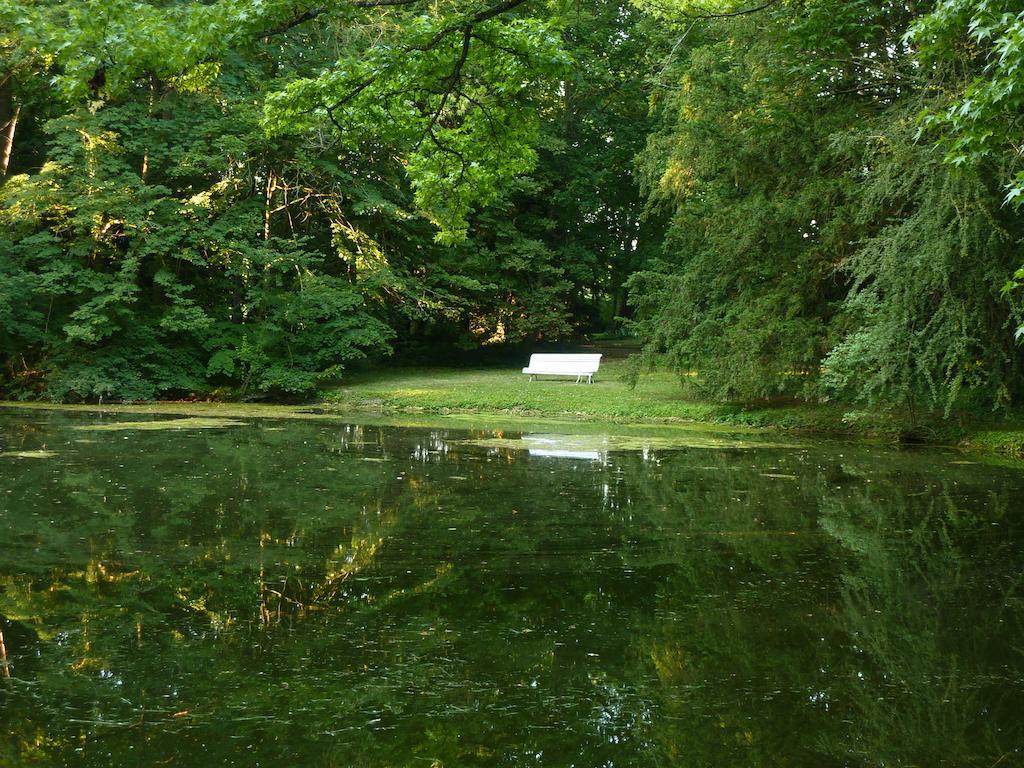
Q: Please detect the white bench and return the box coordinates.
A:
[522,353,602,384]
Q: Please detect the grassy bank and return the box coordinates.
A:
[328,358,738,422]
[322,358,1024,454]
[5,357,1024,456]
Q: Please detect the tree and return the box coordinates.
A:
[626,0,1024,412]
[909,2,1024,339]
[0,0,579,400]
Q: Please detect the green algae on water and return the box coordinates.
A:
[74,417,246,431]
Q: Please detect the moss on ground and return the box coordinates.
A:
[74,417,246,431]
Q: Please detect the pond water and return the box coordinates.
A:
[1,409,1023,766]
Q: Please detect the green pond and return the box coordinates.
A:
[1,409,1023,767]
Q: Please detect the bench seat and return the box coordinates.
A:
[522,353,602,384]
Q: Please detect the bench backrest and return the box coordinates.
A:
[527,353,602,373]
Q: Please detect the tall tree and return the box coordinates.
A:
[0,0,577,399]
[627,0,1024,412]
[909,2,1024,338]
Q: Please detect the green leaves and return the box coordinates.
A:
[0,68,392,400]
[909,3,1024,344]
[7,0,336,100]
[0,0,611,403]
[215,262,394,396]
[6,1,569,239]
[628,0,1024,411]
[263,14,567,239]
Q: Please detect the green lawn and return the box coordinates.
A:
[326,358,867,430]
[5,357,1024,456]
[327,359,717,420]
[320,359,1024,455]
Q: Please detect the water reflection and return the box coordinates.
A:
[523,435,604,461]
[0,410,1022,766]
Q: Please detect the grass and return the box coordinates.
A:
[321,358,1024,455]
[5,356,1024,457]
[326,358,736,421]
[324,359,889,433]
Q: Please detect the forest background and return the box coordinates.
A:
[1,0,1023,417]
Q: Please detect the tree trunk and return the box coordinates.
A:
[613,285,628,323]
[263,171,277,240]
[140,78,156,182]
[0,625,9,678]
[0,87,20,177]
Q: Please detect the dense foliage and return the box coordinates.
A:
[627,0,1024,413]
[2,0,1024,412]
[1,0,656,400]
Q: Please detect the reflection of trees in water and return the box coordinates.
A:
[0,418,416,763]
[818,482,1024,766]
[609,447,1024,767]
[2,415,1023,766]
[612,448,846,765]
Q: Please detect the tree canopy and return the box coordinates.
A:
[2,0,1023,413]
[628,0,1024,413]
